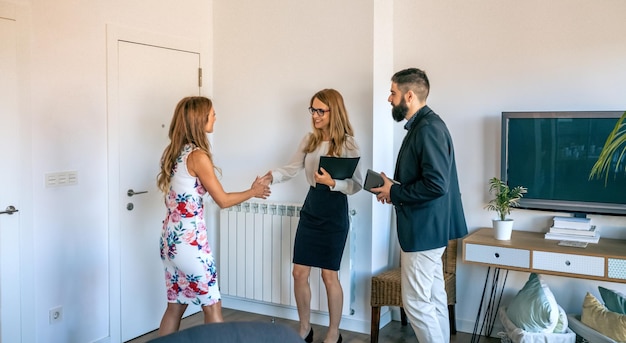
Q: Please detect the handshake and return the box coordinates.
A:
[251,171,273,199]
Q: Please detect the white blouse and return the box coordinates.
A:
[271,133,363,195]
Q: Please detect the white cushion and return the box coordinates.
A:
[505,273,560,333]
[552,305,568,333]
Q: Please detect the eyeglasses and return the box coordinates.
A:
[308,107,330,117]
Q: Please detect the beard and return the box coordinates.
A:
[391,98,409,122]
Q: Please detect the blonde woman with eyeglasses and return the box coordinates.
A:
[259,89,362,343]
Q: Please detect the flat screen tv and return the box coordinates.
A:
[501,111,626,216]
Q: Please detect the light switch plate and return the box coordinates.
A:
[45,171,78,187]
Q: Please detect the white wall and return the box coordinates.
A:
[393,0,626,333]
[17,0,212,342]
[11,0,626,341]
[211,0,376,332]
[212,0,626,336]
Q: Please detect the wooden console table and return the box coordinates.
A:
[462,228,626,342]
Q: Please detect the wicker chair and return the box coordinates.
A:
[370,239,458,343]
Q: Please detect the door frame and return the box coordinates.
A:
[106,24,202,341]
[0,2,33,343]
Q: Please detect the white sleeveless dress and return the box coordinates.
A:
[160,144,220,306]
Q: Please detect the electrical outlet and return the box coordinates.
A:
[49,306,63,324]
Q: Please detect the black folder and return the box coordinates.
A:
[318,156,360,180]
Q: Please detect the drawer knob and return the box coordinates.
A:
[565,260,571,266]
[494,253,500,258]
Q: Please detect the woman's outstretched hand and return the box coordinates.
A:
[258,171,273,186]
[251,175,271,199]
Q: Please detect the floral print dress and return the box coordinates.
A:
[160,144,220,306]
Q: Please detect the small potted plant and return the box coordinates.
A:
[589,111,626,183]
[485,177,528,240]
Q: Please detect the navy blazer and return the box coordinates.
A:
[390,106,468,252]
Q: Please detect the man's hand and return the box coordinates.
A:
[371,171,393,204]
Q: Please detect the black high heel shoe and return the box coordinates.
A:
[304,327,313,343]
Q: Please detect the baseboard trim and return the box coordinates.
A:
[221,295,386,334]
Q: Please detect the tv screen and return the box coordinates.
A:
[501,111,626,216]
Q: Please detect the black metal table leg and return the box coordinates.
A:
[471,267,509,343]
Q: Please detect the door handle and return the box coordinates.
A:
[0,205,19,215]
[127,189,148,197]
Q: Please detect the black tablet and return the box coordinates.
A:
[363,169,399,193]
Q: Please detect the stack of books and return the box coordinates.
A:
[544,216,600,244]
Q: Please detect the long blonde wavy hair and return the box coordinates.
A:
[305,89,356,156]
[157,96,215,194]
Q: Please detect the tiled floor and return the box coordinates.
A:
[128,307,502,343]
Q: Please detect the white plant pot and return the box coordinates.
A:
[492,219,514,240]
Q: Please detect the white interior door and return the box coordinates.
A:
[0,14,22,343]
[117,41,201,341]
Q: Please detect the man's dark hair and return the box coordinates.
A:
[391,68,430,101]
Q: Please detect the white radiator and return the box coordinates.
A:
[219,201,354,316]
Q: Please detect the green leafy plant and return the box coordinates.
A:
[589,111,626,185]
[485,177,528,221]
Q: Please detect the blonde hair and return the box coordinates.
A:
[157,96,215,193]
[305,89,356,156]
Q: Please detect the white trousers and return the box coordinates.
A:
[400,246,449,343]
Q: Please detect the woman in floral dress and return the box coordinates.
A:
[156,96,270,336]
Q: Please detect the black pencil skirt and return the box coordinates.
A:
[293,184,349,271]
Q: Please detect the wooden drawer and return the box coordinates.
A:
[461,228,626,284]
[465,244,530,268]
[608,258,626,280]
[533,251,604,277]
